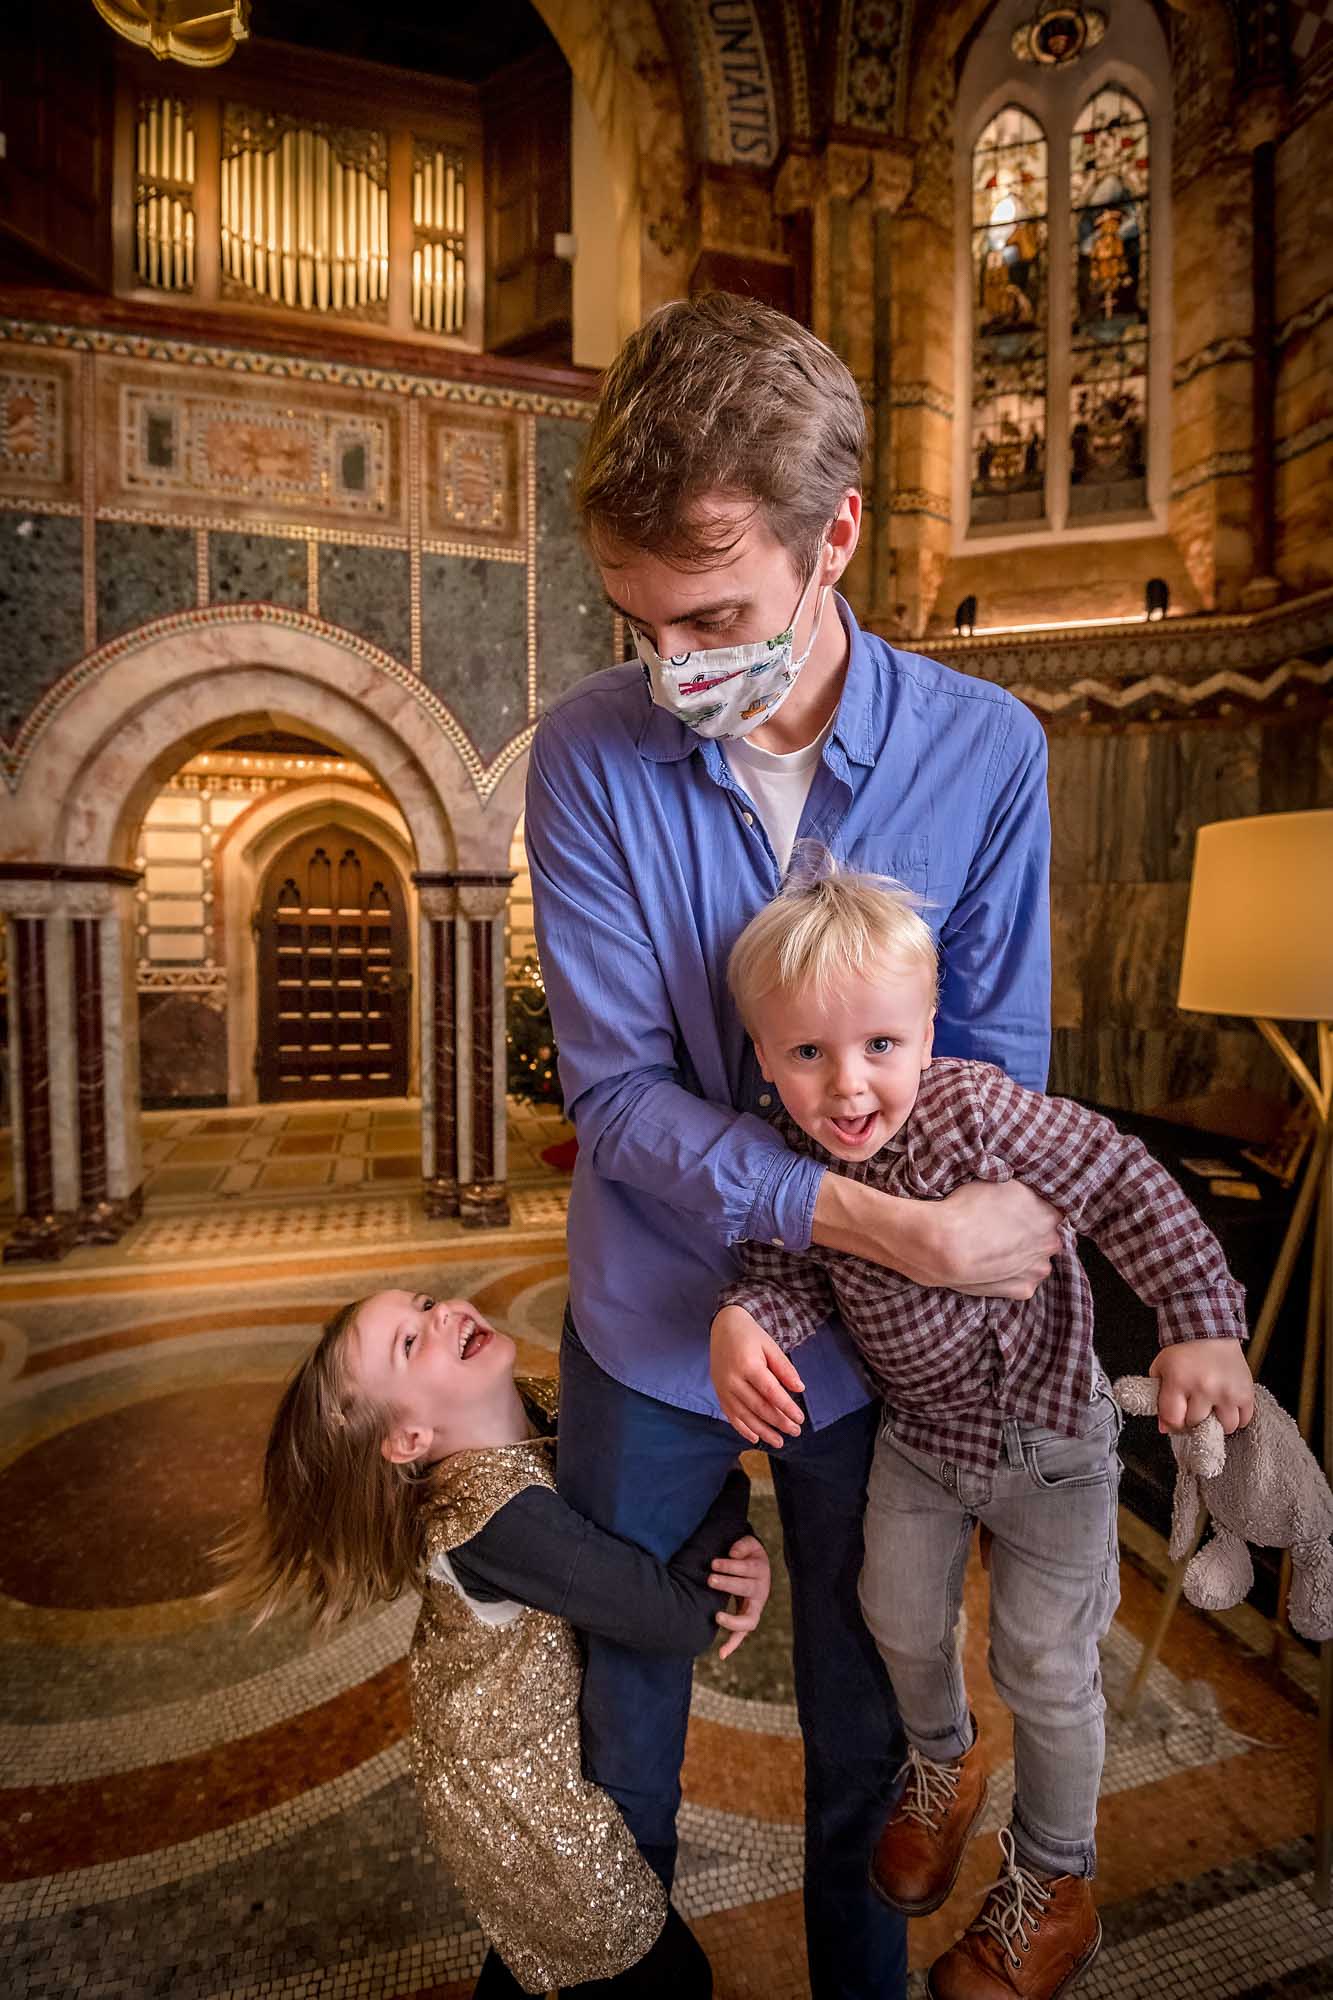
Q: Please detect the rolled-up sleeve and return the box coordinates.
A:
[526,714,824,1251]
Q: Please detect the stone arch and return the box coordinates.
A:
[528,0,694,330]
[0,611,523,1253]
[5,612,464,875]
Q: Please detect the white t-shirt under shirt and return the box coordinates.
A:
[722,714,836,877]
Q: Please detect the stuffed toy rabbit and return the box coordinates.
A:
[1114,1375,1333,1642]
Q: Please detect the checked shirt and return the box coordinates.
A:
[719,1059,1248,1474]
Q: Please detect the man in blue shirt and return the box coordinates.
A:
[525,294,1062,2000]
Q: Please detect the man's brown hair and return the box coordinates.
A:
[576,292,865,580]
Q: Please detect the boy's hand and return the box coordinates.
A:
[1150,1339,1254,1435]
[711,1305,806,1448]
[709,1534,771,1660]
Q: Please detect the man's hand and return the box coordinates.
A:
[709,1533,771,1660]
[1150,1339,1254,1434]
[813,1173,1064,1299]
[711,1305,805,1448]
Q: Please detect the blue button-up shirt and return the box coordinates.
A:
[525,597,1051,1428]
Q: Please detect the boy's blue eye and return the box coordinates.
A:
[867,1037,894,1054]
[403,1331,416,1357]
[794,1044,820,1062]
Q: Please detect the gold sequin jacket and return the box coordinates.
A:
[407,1382,667,1994]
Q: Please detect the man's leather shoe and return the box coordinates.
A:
[869,1726,989,1915]
[927,1830,1101,1999]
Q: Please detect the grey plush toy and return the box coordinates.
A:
[1113,1375,1333,1642]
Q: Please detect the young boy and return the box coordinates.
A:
[711,853,1254,2000]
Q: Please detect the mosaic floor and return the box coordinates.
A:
[0,1197,1330,1998]
[0,1094,574,1201]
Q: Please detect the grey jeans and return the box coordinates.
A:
[858,1392,1123,1879]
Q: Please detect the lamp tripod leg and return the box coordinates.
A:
[1316,1140,1333,1908]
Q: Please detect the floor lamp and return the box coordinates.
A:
[1119,808,1333,1905]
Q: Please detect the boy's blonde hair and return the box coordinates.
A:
[728,848,939,1023]
[213,1299,424,1632]
[576,292,864,581]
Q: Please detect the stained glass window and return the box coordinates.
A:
[971,106,1048,526]
[1069,86,1149,516]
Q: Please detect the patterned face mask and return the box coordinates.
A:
[633,556,829,741]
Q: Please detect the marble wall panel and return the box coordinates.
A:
[209,531,307,610]
[534,416,617,706]
[96,521,196,644]
[1046,725,1262,886]
[1048,1023,1289,1122]
[138,991,227,1105]
[419,553,528,764]
[0,514,85,737]
[317,544,411,663]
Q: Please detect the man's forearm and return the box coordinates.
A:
[811,1172,933,1281]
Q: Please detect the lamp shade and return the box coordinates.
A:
[1177,809,1333,1021]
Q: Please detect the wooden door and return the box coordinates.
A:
[257,826,410,1101]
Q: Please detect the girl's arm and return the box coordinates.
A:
[446,1470,754,1656]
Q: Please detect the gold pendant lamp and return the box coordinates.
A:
[90,0,250,67]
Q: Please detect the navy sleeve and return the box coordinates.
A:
[448,1469,753,1656]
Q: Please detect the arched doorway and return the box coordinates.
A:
[256,823,411,1101]
[0,611,528,1253]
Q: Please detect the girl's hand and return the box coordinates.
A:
[711,1306,805,1448]
[709,1534,771,1660]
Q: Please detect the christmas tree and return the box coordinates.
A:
[506,955,562,1107]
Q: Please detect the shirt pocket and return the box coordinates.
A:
[845,837,931,918]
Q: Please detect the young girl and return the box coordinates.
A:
[220,1288,769,1999]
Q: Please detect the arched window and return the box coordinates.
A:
[1069,85,1150,517]
[971,106,1049,527]
[955,0,1169,546]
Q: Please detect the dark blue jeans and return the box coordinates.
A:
[557,1313,908,2000]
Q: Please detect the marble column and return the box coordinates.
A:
[413,872,514,1231]
[0,867,144,1264]
[1238,88,1283,611]
[457,875,514,1231]
[416,884,460,1219]
[2,915,76,1262]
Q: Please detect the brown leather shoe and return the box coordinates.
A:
[926,1831,1102,1999]
[869,1727,989,1915]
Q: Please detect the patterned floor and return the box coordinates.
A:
[0,1094,574,1201]
[0,1182,1329,1998]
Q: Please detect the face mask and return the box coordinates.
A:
[634,557,829,741]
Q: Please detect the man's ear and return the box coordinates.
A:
[824,490,861,584]
[381,1423,433,1466]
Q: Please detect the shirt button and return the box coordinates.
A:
[771,1236,784,1248]
[743,811,754,826]
[758,1092,773,1108]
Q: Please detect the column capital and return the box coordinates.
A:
[0,864,141,920]
[414,870,515,921]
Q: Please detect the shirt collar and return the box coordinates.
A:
[635,593,880,769]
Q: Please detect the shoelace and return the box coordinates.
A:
[897,1744,962,1830]
[970,1829,1054,1970]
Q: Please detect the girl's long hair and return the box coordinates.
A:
[214,1300,424,1631]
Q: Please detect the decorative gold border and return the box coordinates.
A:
[0,317,598,421]
[408,397,423,673]
[525,413,538,720]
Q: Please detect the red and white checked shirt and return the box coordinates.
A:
[719,1059,1248,1473]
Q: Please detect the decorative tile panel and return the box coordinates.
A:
[424,408,522,549]
[0,357,77,499]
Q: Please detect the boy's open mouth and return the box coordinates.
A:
[459,1322,491,1361]
[828,1111,877,1143]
